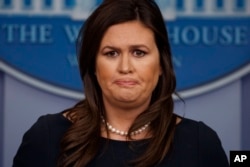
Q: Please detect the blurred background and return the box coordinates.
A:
[0,0,249,166]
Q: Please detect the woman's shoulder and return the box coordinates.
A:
[18,111,72,147]
[37,111,72,125]
[13,112,72,167]
[175,116,223,145]
[20,111,72,144]
[176,116,217,137]
[173,116,229,166]
[27,112,68,128]
[30,111,72,135]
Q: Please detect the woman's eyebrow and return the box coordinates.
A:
[129,44,149,50]
[100,44,150,51]
[101,46,120,50]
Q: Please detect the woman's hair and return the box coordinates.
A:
[57,0,177,166]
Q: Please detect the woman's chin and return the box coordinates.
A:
[116,96,137,103]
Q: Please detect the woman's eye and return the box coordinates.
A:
[133,50,146,57]
[105,51,118,57]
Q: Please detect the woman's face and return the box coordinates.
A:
[96,21,162,108]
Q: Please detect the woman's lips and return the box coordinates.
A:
[114,79,139,87]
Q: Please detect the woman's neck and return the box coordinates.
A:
[101,98,151,140]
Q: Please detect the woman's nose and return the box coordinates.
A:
[118,54,134,74]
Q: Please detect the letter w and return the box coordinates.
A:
[64,25,80,43]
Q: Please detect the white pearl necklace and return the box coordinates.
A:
[101,116,150,136]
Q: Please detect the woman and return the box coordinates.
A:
[13,0,229,167]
